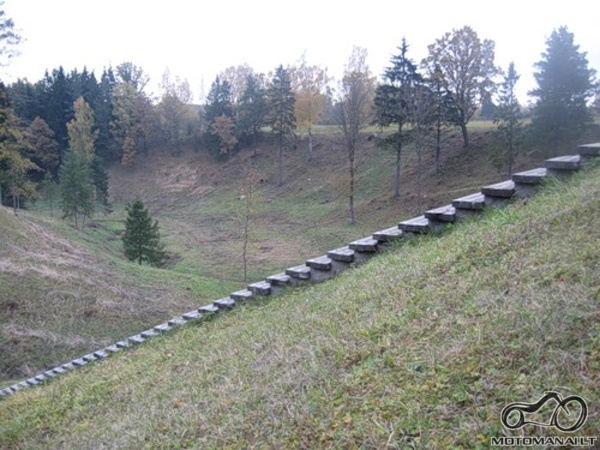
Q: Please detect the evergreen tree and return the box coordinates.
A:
[59,149,92,228]
[204,76,234,124]
[425,63,458,175]
[42,67,74,156]
[203,76,235,158]
[94,68,116,161]
[267,65,296,186]
[60,97,102,227]
[122,199,166,267]
[493,62,524,176]
[237,73,267,155]
[90,155,112,214]
[373,38,423,198]
[530,26,596,154]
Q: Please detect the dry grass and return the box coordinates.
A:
[1,162,598,449]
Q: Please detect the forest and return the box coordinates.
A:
[0,6,598,230]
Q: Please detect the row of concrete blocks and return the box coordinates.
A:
[2,143,598,399]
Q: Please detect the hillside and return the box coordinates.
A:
[2,125,597,385]
[1,155,598,448]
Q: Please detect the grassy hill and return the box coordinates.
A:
[3,126,544,383]
[0,156,598,448]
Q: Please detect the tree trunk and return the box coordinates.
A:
[394,123,403,198]
[307,127,313,162]
[394,144,402,198]
[460,122,469,148]
[349,152,355,224]
[435,118,442,175]
[278,133,283,187]
[242,210,249,282]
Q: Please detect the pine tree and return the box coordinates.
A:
[90,155,112,214]
[122,199,166,267]
[373,38,423,198]
[493,62,524,176]
[203,77,235,158]
[530,26,596,154]
[237,74,267,155]
[267,65,296,186]
[60,97,100,227]
[59,149,93,228]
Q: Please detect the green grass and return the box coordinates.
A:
[1,162,598,449]
[5,126,599,385]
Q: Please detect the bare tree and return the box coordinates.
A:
[233,165,261,282]
[410,85,436,213]
[336,47,375,224]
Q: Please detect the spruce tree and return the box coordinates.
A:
[493,62,523,176]
[59,149,93,228]
[530,26,596,154]
[267,65,296,186]
[122,199,166,267]
[373,38,423,198]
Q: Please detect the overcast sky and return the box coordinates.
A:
[2,0,599,104]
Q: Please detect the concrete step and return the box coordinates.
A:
[167,317,186,326]
[26,377,40,386]
[93,350,109,359]
[306,255,340,282]
[327,246,355,263]
[285,264,312,281]
[154,322,174,333]
[425,204,456,223]
[349,237,378,252]
[482,180,515,198]
[398,215,429,234]
[513,167,547,184]
[266,273,291,295]
[214,298,236,309]
[512,167,547,197]
[229,289,254,301]
[105,344,121,353]
[128,335,145,345]
[577,142,600,162]
[348,238,378,263]
[182,310,201,320]
[82,353,98,362]
[140,329,159,338]
[199,303,220,313]
[452,192,485,218]
[266,273,291,287]
[372,226,404,242]
[482,180,515,206]
[306,255,332,271]
[248,281,272,295]
[545,155,581,177]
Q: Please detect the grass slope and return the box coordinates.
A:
[0,208,239,384]
[1,162,598,449]
[3,127,544,383]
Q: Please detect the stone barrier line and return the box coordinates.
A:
[1,143,598,399]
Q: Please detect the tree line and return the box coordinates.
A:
[0,8,598,234]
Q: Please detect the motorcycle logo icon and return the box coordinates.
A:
[501,391,588,432]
